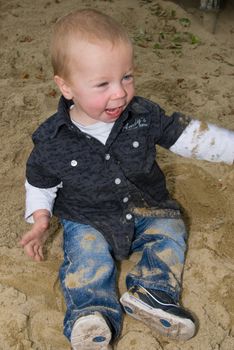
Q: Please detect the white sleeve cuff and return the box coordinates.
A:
[25,180,62,223]
[170,120,234,164]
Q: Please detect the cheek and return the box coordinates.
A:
[88,94,108,111]
[77,90,105,111]
[127,84,135,99]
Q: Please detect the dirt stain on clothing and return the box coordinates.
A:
[132,207,180,218]
[144,228,161,235]
[157,249,181,269]
[199,121,209,133]
[79,233,100,252]
[65,265,109,289]
[84,234,96,241]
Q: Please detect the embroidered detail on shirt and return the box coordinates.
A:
[123,117,148,131]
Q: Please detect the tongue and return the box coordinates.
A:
[105,107,121,117]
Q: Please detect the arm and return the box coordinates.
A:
[20,181,61,261]
[169,120,234,164]
[25,180,62,222]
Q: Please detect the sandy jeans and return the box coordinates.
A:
[59,216,187,340]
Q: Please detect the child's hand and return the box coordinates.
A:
[20,210,50,262]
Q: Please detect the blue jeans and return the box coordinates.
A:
[59,216,187,341]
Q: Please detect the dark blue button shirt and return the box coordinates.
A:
[26,95,190,259]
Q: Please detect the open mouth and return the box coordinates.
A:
[105,106,123,118]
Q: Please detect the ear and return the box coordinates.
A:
[54,75,73,100]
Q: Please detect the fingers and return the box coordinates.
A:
[20,230,45,261]
[20,230,35,247]
[20,222,49,261]
[23,240,44,261]
[34,244,44,261]
[20,218,50,248]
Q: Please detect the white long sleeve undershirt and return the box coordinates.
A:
[170,119,234,164]
[25,119,234,223]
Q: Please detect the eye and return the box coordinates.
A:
[96,81,109,88]
[123,74,133,81]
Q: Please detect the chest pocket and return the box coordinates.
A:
[113,129,155,174]
[55,148,104,190]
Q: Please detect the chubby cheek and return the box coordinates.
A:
[86,94,109,114]
[124,81,135,101]
[127,85,135,101]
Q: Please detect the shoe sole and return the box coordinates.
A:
[71,313,112,350]
[120,292,195,341]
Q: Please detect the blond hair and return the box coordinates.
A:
[51,9,131,78]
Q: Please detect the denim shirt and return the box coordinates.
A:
[26,95,190,259]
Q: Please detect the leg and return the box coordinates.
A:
[127,216,187,301]
[120,216,196,340]
[59,219,122,344]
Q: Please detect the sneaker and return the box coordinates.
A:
[71,312,112,350]
[120,285,196,341]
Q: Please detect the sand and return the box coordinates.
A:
[0,0,233,349]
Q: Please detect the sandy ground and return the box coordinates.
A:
[0,0,234,349]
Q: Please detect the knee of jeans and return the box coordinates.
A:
[61,233,115,284]
[63,225,111,259]
[63,259,115,290]
[146,218,187,241]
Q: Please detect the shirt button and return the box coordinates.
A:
[126,213,133,220]
[133,141,139,148]
[115,178,121,185]
[71,160,78,167]
[105,153,111,160]
[123,197,129,203]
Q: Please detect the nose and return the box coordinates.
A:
[112,83,127,99]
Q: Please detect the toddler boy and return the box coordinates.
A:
[20,9,234,350]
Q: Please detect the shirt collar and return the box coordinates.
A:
[50,95,147,139]
[50,96,74,138]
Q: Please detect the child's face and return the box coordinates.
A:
[56,39,135,125]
